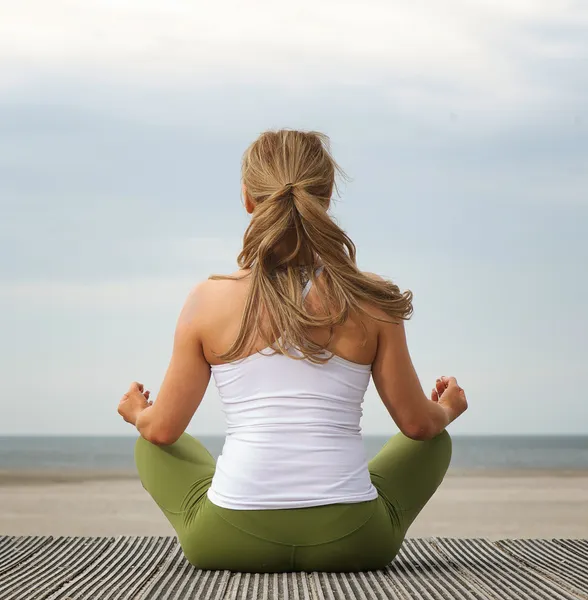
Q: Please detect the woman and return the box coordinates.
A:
[117,129,468,573]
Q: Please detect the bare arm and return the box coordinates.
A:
[371,316,452,440]
[362,271,460,440]
[134,281,211,445]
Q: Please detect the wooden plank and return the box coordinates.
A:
[0,535,54,575]
[0,536,18,556]
[432,538,583,600]
[0,537,112,600]
[496,539,588,597]
[395,539,488,599]
[556,540,588,562]
[318,571,395,600]
[136,542,233,600]
[45,536,175,600]
[379,539,480,600]
[0,537,586,600]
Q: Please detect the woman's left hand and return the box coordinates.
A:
[118,381,152,425]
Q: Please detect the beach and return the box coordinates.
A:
[1,469,586,539]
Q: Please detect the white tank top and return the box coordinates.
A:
[206,266,379,510]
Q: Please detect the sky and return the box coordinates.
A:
[0,0,586,436]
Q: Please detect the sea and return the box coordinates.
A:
[0,435,587,472]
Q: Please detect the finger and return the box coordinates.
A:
[431,388,439,402]
[129,381,144,393]
[144,390,150,400]
[435,378,446,396]
[441,376,458,387]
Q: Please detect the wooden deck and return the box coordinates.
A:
[0,536,587,599]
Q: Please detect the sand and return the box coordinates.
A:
[1,470,587,539]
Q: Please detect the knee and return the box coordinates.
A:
[135,434,173,496]
[134,435,158,477]
[134,433,150,458]
[432,429,452,474]
[436,428,452,451]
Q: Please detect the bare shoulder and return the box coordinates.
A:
[179,269,251,326]
[200,268,251,296]
[359,270,404,332]
[360,270,391,309]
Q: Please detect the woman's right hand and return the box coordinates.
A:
[431,376,468,423]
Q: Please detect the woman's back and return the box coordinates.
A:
[201,266,380,369]
[206,265,379,509]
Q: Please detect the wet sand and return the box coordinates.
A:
[1,470,587,539]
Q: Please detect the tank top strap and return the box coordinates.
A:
[301,265,324,301]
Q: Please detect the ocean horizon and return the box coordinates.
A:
[1,434,587,472]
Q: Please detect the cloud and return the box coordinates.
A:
[0,1,585,435]
[1,0,586,113]
[0,276,195,310]
[0,231,243,284]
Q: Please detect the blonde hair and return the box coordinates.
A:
[209,129,413,364]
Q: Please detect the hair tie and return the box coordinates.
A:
[280,182,295,199]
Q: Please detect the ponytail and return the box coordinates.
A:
[209,129,413,364]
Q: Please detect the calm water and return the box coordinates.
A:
[0,435,587,471]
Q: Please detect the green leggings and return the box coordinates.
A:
[134,430,451,572]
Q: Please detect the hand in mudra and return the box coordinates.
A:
[117,381,153,426]
[431,375,468,423]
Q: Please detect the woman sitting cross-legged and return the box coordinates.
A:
[117,128,468,573]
